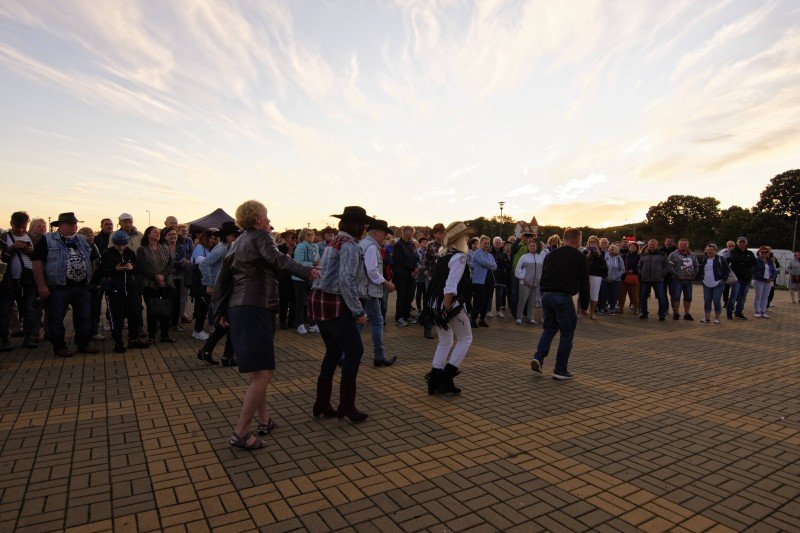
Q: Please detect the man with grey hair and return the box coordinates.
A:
[392,226,418,326]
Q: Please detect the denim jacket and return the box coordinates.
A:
[470,248,497,284]
[292,241,319,282]
[200,241,227,287]
[752,259,778,282]
[43,232,92,287]
[312,231,364,317]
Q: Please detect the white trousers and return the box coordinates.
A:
[752,280,771,314]
[432,308,473,369]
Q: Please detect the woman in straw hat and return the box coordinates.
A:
[424,221,475,395]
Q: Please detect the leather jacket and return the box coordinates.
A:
[212,229,312,315]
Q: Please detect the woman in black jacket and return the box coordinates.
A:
[586,246,608,319]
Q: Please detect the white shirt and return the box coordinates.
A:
[363,243,385,285]
[444,253,467,295]
[703,259,718,288]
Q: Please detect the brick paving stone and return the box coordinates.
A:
[1,296,799,529]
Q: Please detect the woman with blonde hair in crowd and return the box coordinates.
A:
[189,229,218,340]
[619,241,640,314]
[514,239,544,325]
[752,245,777,318]
[697,243,729,324]
[28,218,48,247]
[137,226,175,343]
[213,200,317,449]
[601,244,625,315]
[585,244,608,319]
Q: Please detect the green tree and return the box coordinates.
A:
[755,169,800,216]
[747,212,794,249]
[717,206,753,244]
[646,195,720,245]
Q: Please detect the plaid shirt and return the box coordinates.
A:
[307,289,346,322]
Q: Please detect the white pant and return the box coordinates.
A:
[589,275,602,301]
[433,308,473,369]
[753,280,771,314]
[517,283,540,319]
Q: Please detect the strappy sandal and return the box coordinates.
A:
[257,418,278,435]
[230,431,267,450]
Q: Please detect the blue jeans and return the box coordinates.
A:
[360,297,385,361]
[639,280,667,317]
[494,284,506,312]
[702,283,724,314]
[48,284,92,350]
[533,293,577,373]
[670,280,693,305]
[727,281,749,315]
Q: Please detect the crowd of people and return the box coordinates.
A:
[1,206,799,449]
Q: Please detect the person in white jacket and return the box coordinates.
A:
[514,240,544,325]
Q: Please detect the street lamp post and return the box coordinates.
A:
[498,201,505,219]
[146,210,151,226]
[793,213,798,252]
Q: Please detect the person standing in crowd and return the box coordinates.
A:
[425,221,474,394]
[213,200,317,449]
[601,244,625,315]
[509,232,536,317]
[659,237,677,310]
[198,222,241,366]
[392,226,417,327]
[469,235,497,328]
[112,213,143,250]
[586,244,608,319]
[77,226,104,340]
[358,219,397,367]
[0,211,40,350]
[638,239,668,321]
[619,241,640,314]
[719,240,736,307]
[97,231,150,352]
[277,230,297,330]
[414,236,428,314]
[766,251,781,308]
[514,239,544,325]
[752,246,777,318]
[727,237,756,320]
[31,212,98,357]
[293,228,320,335]
[190,229,217,340]
[162,227,190,332]
[787,250,800,304]
[136,226,175,344]
[95,218,114,251]
[668,238,698,321]
[308,206,373,422]
[176,224,193,325]
[317,227,335,256]
[531,228,589,380]
[28,218,48,248]
[0,235,14,351]
[421,223,446,339]
[697,244,729,324]
[489,236,509,318]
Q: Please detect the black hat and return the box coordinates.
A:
[331,206,377,225]
[369,219,393,235]
[215,221,241,238]
[50,212,82,226]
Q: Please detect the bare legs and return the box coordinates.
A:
[234,370,274,439]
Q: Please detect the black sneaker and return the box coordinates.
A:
[659,315,666,321]
[726,313,733,320]
[639,313,649,320]
[683,314,694,321]
[531,359,542,374]
[553,370,573,380]
[673,313,680,320]
[114,345,127,354]
[734,313,747,320]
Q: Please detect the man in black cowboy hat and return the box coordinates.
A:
[198,221,242,365]
[32,212,99,357]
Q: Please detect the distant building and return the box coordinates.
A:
[514,216,539,238]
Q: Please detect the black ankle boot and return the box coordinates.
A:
[336,379,368,422]
[425,368,443,395]
[312,377,337,418]
[220,354,235,367]
[197,349,219,365]
[439,363,461,394]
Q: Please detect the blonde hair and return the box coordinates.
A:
[28,218,46,234]
[236,200,266,230]
[78,227,94,236]
[547,234,562,247]
[586,235,600,246]
[608,244,619,254]
[301,228,314,238]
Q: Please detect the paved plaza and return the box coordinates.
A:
[1,294,799,532]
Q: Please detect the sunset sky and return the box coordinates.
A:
[1,0,799,232]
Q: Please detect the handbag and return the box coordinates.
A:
[725,269,738,286]
[147,290,171,319]
[624,273,639,286]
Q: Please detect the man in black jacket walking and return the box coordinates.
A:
[392,226,417,326]
[727,236,756,319]
[531,228,589,380]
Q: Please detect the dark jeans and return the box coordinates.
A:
[143,286,173,340]
[1,279,40,336]
[639,280,667,317]
[415,281,426,311]
[170,278,182,327]
[534,293,578,373]
[94,286,111,330]
[107,290,142,346]
[278,276,295,326]
[89,286,101,335]
[193,292,209,333]
[494,283,506,312]
[293,280,315,326]
[508,277,519,317]
[599,280,620,311]
[318,312,363,381]
[203,303,233,356]
[47,284,92,350]
[727,280,750,315]
[470,283,488,322]
[394,272,413,321]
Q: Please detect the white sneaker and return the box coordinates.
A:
[192,330,210,340]
[761,313,770,318]
[754,313,762,318]
[308,324,320,333]
[515,319,522,325]
[297,324,308,335]
[487,312,494,317]
[395,319,408,327]
[496,311,505,318]
[713,319,721,324]
[529,319,538,325]
[103,323,111,332]
[91,333,105,341]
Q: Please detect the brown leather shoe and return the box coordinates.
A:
[55,348,74,357]
[78,346,99,354]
